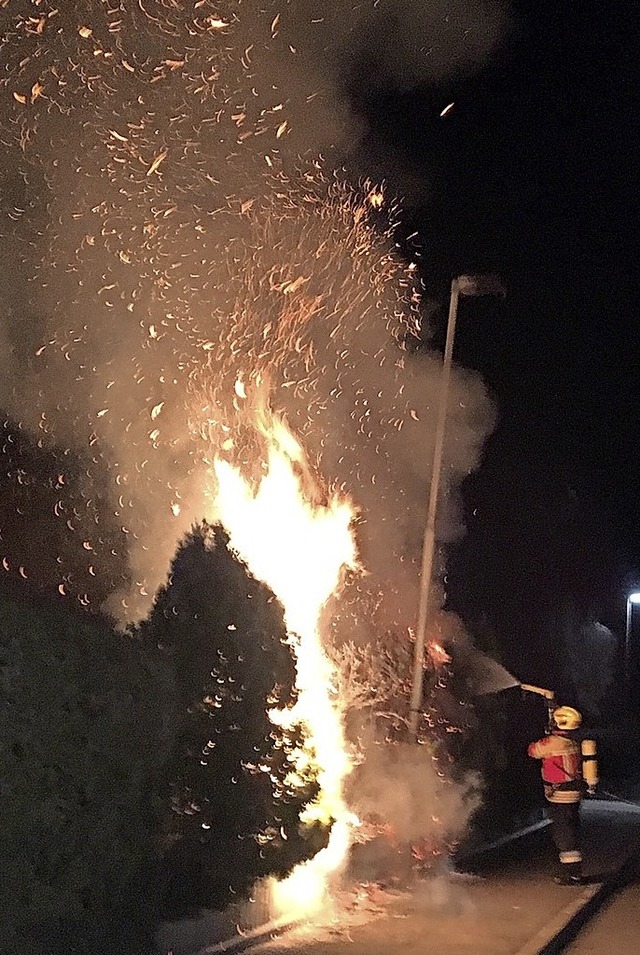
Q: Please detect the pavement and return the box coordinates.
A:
[157,798,640,955]
[564,850,640,954]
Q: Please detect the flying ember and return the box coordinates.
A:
[210,408,360,914]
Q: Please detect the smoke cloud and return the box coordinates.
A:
[0,0,507,623]
[348,742,480,847]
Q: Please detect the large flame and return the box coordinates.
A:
[210,410,359,916]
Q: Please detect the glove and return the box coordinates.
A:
[587,785,596,796]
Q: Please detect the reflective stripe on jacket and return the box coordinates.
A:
[528,733,582,804]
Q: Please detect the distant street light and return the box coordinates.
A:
[625,591,640,710]
[408,273,506,741]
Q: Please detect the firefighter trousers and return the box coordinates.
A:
[548,801,582,878]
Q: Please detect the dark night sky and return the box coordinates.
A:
[350,1,640,657]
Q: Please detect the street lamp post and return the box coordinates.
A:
[625,591,640,710]
[408,273,505,741]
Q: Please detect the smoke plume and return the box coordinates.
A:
[0,0,507,624]
[348,742,480,848]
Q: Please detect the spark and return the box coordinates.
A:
[367,187,384,209]
[147,149,168,176]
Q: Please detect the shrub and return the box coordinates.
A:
[0,598,174,955]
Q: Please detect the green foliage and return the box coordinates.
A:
[141,523,323,914]
[0,598,175,954]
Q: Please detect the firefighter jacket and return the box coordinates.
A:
[528,732,583,804]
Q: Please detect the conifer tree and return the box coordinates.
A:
[143,523,322,912]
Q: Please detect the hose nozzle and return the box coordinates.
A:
[520,683,555,700]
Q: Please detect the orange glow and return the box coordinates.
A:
[427,640,451,667]
[209,408,359,916]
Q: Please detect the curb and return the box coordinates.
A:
[512,841,640,955]
[196,915,297,955]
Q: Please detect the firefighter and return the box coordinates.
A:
[528,705,584,885]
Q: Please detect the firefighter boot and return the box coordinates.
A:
[554,861,583,886]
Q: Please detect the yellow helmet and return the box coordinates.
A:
[552,706,582,731]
